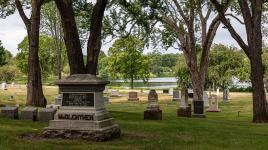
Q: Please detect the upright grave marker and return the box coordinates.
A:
[144,90,162,120]
[43,74,120,141]
[177,89,191,117]
[207,94,221,112]
[128,91,139,101]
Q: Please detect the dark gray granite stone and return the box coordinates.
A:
[21,107,38,121]
[1,106,19,119]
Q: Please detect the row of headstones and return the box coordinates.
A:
[0,106,57,122]
[144,89,221,120]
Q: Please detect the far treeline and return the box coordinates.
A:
[0,0,268,123]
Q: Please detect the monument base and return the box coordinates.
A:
[192,113,206,118]
[177,107,191,117]
[144,109,162,120]
[42,125,120,142]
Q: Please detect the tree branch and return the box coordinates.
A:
[15,0,30,30]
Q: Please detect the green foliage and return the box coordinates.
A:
[208,44,250,88]
[0,63,19,82]
[175,54,191,89]
[148,52,178,77]
[108,36,150,88]
[16,35,67,80]
[0,40,11,67]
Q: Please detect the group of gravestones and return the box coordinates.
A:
[0,74,223,142]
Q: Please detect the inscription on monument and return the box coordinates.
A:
[58,114,94,120]
[62,93,94,107]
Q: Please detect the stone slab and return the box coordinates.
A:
[144,110,162,120]
[21,107,38,121]
[177,105,191,117]
[39,108,57,122]
[128,91,139,101]
[1,106,19,119]
[42,124,120,142]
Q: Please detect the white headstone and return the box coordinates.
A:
[203,91,209,107]
[168,88,173,95]
[110,90,121,97]
[1,82,7,90]
[216,88,220,96]
[104,86,109,94]
[11,82,15,87]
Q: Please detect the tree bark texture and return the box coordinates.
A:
[55,0,86,74]
[86,0,108,75]
[15,0,46,107]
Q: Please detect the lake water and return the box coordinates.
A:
[109,77,177,89]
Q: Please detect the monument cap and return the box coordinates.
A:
[56,74,110,85]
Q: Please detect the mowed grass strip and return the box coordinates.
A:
[0,86,268,150]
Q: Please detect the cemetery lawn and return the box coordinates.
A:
[0,87,268,150]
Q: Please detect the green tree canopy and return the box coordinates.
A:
[108,36,150,89]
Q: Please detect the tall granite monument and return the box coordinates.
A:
[43,74,120,141]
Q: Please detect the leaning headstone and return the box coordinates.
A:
[177,89,191,117]
[163,89,169,94]
[172,90,181,101]
[43,74,120,141]
[21,107,38,121]
[207,94,221,112]
[203,91,209,107]
[144,90,162,120]
[128,91,139,101]
[39,108,57,122]
[110,90,121,97]
[54,94,62,105]
[1,82,7,90]
[1,106,19,119]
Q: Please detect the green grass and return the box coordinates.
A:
[0,90,268,150]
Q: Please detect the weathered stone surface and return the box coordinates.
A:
[203,91,209,107]
[172,90,181,101]
[39,108,57,122]
[1,82,7,90]
[21,107,38,121]
[54,94,62,105]
[128,91,139,101]
[207,94,221,112]
[144,109,162,120]
[1,106,18,119]
[192,101,206,118]
[44,74,120,141]
[42,125,120,142]
[144,90,162,120]
[110,90,121,97]
[177,104,191,117]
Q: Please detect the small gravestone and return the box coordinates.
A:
[1,82,7,90]
[144,90,162,120]
[54,94,62,105]
[172,90,181,101]
[43,74,120,141]
[110,90,121,97]
[207,94,221,112]
[11,82,15,87]
[203,91,209,107]
[104,86,109,94]
[168,88,173,95]
[39,108,57,122]
[177,89,191,117]
[163,89,169,94]
[1,106,19,119]
[21,107,38,121]
[128,91,139,101]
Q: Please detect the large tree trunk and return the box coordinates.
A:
[86,0,108,75]
[55,0,85,74]
[15,0,46,107]
[250,51,268,122]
